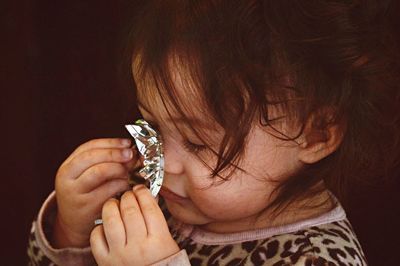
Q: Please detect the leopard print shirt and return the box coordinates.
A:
[27,192,367,265]
[170,220,366,265]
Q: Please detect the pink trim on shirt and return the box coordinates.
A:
[173,201,346,245]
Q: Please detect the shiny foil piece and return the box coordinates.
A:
[125,119,164,197]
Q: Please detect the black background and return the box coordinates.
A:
[2,1,399,265]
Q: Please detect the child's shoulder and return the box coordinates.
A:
[299,219,366,262]
[185,219,365,265]
[264,219,367,265]
[160,199,367,265]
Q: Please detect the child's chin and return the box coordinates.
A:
[165,200,212,225]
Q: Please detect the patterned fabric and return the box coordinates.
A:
[171,220,366,265]
[27,220,54,266]
[27,193,367,265]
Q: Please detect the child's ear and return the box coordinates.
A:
[298,109,345,164]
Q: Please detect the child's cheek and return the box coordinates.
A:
[189,190,248,220]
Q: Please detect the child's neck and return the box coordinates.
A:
[199,189,335,234]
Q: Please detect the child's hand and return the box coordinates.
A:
[53,138,139,248]
[90,185,180,266]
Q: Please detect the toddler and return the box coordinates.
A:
[28,0,400,265]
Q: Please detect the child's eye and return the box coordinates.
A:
[183,140,207,153]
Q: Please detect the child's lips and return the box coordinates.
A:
[159,186,189,203]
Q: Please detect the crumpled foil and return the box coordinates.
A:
[125,119,164,197]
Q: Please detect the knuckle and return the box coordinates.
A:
[106,216,120,226]
[144,202,158,213]
[108,149,117,160]
[121,204,137,217]
[83,149,95,161]
[136,193,157,212]
[90,165,103,177]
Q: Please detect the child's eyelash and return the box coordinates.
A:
[139,118,206,154]
[183,140,207,153]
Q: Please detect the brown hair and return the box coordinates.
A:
[120,0,400,213]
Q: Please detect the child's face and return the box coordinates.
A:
[135,67,304,232]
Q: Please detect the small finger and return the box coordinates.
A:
[120,191,147,242]
[133,185,168,236]
[64,138,133,166]
[102,198,126,249]
[76,162,129,193]
[122,153,143,172]
[87,179,130,210]
[60,147,137,180]
[90,225,109,261]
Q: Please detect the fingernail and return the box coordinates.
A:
[121,139,131,147]
[133,184,146,191]
[123,149,132,159]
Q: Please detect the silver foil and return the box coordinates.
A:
[125,119,164,197]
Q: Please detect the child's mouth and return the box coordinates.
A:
[159,186,189,203]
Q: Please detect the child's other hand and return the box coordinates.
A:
[90,185,180,266]
[53,138,139,248]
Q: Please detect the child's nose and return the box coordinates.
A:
[163,140,185,175]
